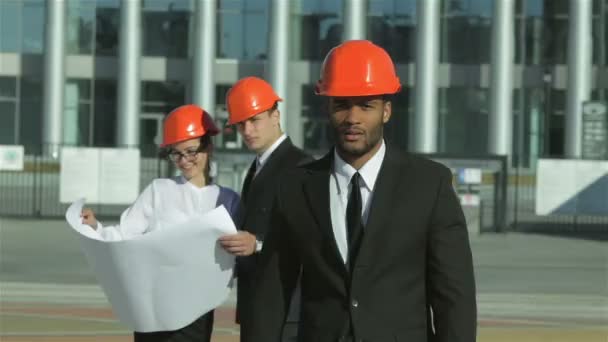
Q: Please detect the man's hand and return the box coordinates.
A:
[81,208,98,229]
[218,231,257,256]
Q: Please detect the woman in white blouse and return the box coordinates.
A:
[81,104,240,342]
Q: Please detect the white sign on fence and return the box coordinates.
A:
[60,147,140,204]
[0,145,24,171]
[536,159,608,215]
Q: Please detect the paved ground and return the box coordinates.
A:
[1,217,607,341]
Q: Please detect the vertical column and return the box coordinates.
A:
[565,0,593,158]
[116,0,141,147]
[414,0,440,153]
[192,0,217,117]
[343,0,367,41]
[42,0,66,157]
[267,0,292,139]
[489,0,515,156]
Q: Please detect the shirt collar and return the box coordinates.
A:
[257,133,287,168]
[333,140,386,191]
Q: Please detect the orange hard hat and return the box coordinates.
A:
[226,77,282,125]
[315,40,401,97]
[160,104,219,147]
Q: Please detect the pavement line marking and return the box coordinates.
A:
[1,311,120,324]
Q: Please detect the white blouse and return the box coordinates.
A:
[96,176,240,241]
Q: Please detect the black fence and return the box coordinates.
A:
[1,147,607,236]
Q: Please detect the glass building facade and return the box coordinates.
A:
[0,0,607,167]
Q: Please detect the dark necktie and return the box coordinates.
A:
[241,160,257,202]
[346,172,364,267]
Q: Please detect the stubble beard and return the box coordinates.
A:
[334,124,384,160]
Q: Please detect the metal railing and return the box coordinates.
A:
[1,146,607,236]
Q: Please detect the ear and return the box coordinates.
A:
[382,101,392,124]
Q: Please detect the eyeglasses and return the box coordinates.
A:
[167,147,201,162]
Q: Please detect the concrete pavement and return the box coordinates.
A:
[1,217,607,341]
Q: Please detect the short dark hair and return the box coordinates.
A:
[382,94,394,103]
[270,101,279,112]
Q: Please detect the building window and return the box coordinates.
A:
[291,0,342,61]
[64,79,92,146]
[67,1,96,55]
[301,84,330,151]
[440,0,492,64]
[142,0,191,58]
[438,87,489,155]
[21,0,45,54]
[542,0,569,65]
[140,81,185,156]
[0,77,18,145]
[95,7,120,56]
[0,1,21,52]
[217,0,269,60]
[367,0,416,63]
[19,76,43,154]
[515,0,544,65]
[93,80,117,146]
[0,0,45,54]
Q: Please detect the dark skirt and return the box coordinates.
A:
[133,311,214,342]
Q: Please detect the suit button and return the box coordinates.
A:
[351,299,359,308]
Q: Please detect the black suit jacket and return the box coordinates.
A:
[246,145,477,342]
[236,137,311,326]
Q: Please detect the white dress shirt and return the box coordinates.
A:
[330,141,386,264]
[255,133,287,176]
[96,176,240,241]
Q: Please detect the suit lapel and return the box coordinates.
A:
[245,138,293,199]
[302,152,348,277]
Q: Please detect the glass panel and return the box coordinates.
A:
[139,116,162,157]
[605,0,608,65]
[19,76,43,153]
[64,82,91,146]
[440,0,492,64]
[96,0,120,9]
[546,0,569,16]
[67,0,96,54]
[93,80,117,146]
[142,7,191,57]
[141,81,185,104]
[367,0,416,63]
[0,77,17,98]
[95,7,120,56]
[66,79,92,100]
[217,0,269,60]
[301,84,330,151]
[143,0,191,11]
[0,101,17,144]
[291,0,342,61]
[243,11,268,60]
[438,87,489,154]
[21,0,45,54]
[0,1,21,52]
[543,2,568,64]
[592,1,606,65]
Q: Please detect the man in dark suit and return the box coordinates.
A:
[245,40,477,342]
[218,77,310,342]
